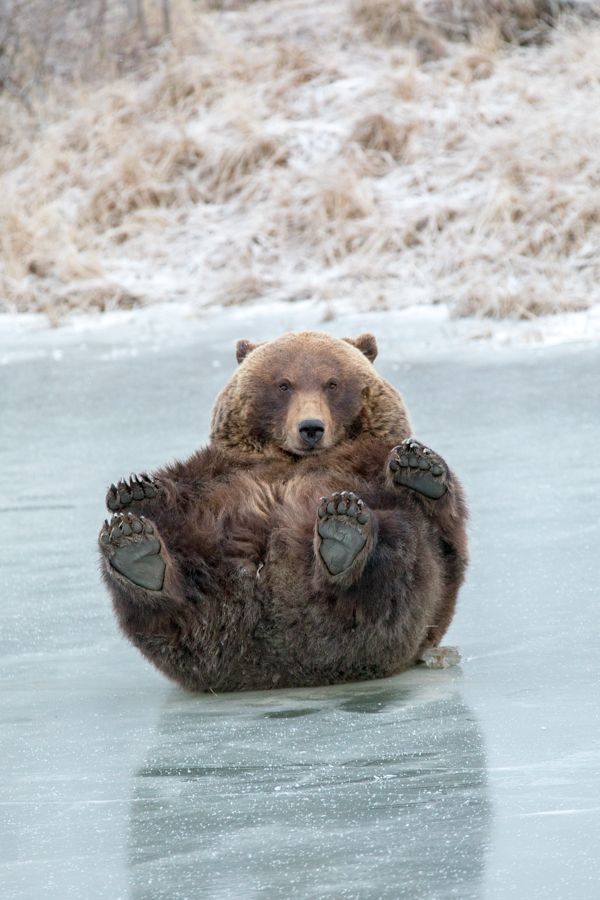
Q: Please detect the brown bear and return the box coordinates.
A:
[98,331,468,691]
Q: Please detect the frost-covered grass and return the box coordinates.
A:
[1,0,599,322]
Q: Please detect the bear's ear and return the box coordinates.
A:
[344,333,378,363]
[236,339,259,364]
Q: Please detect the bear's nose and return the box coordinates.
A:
[298,419,325,447]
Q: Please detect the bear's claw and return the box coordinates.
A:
[106,473,159,512]
[99,512,165,591]
[389,438,448,500]
[317,491,371,577]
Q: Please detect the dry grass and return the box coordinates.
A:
[353,0,577,47]
[352,0,448,59]
[0,1,191,98]
[348,113,414,161]
[276,166,381,266]
[85,134,205,230]
[216,273,272,306]
[1,0,600,320]
[427,0,561,44]
[353,0,429,42]
[203,135,289,202]
[452,284,591,319]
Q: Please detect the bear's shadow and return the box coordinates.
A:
[128,672,491,899]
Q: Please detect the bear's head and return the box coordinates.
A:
[210,331,411,457]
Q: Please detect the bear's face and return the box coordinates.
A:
[210,331,411,457]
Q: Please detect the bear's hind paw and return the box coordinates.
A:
[99,512,165,591]
[316,491,374,582]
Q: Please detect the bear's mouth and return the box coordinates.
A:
[285,444,329,459]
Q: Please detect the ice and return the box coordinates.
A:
[3,297,600,370]
[1,308,599,899]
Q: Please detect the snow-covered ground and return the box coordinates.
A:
[2,1,600,325]
[1,298,600,370]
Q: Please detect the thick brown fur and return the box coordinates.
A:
[99,331,468,691]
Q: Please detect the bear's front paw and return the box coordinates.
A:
[389,439,448,500]
[106,473,159,512]
[316,491,373,579]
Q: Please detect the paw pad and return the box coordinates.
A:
[99,513,164,591]
[317,491,371,577]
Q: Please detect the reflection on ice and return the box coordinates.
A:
[129,678,490,899]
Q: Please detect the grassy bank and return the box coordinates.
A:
[1,0,599,321]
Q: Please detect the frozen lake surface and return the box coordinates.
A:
[1,307,599,899]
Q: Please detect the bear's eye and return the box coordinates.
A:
[327,380,338,391]
[279,381,291,393]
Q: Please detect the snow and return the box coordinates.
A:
[2,298,600,369]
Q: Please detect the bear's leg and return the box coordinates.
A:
[99,510,265,692]
[387,438,468,659]
[99,512,167,591]
[98,512,215,690]
[105,473,160,514]
[387,438,449,500]
[314,491,376,589]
